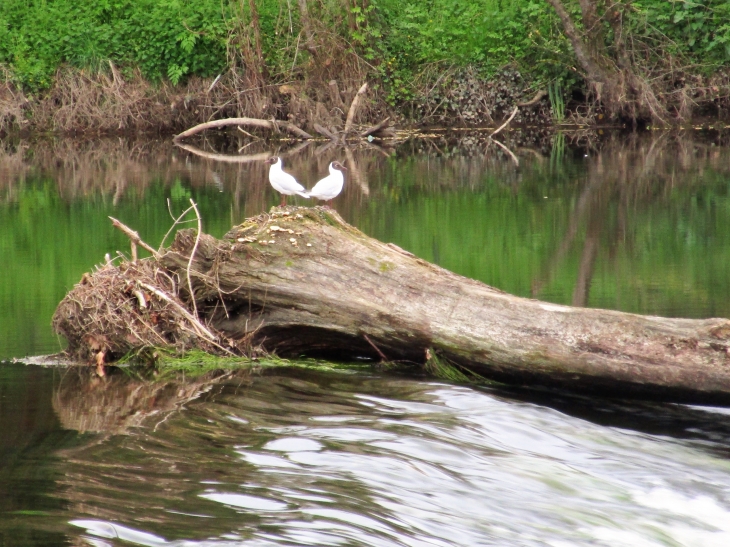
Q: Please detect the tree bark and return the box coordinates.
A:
[158,207,730,404]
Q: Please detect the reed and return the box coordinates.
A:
[548,81,565,124]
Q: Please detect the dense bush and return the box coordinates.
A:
[0,0,226,90]
[0,0,728,116]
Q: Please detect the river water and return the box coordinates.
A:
[1,130,730,545]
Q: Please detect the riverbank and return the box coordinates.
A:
[1,64,557,137]
[2,1,730,136]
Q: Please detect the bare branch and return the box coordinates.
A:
[517,90,548,107]
[109,217,159,258]
[344,83,368,134]
[186,199,203,321]
[360,117,391,138]
[173,117,312,142]
[489,106,519,138]
[313,123,340,141]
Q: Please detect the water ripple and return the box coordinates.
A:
[57,370,730,546]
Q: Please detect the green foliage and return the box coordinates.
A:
[635,0,730,63]
[357,0,578,105]
[0,0,728,110]
[0,0,226,91]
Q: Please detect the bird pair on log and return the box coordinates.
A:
[266,156,347,207]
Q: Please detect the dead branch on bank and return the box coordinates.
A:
[489,106,519,138]
[344,82,369,134]
[517,90,548,108]
[173,117,313,142]
[488,106,520,166]
[174,80,394,147]
[312,82,394,143]
[361,117,393,138]
[313,123,340,142]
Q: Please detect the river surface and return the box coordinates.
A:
[1,130,730,545]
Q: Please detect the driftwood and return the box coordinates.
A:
[54,208,730,404]
[313,123,340,142]
[361,117,396,139]
[151,207,730,404]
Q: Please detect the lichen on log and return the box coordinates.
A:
[54,206,730,404]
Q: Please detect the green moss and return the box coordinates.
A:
[424,349,498,386]
[319,210,341,227]
[118,347,373,377]
[379,261,395,272]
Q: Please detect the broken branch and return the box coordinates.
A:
[344,83,368,135]
[109,217,159,259]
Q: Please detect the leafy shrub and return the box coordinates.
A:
[0,0,226,91]
[636,0,730,64]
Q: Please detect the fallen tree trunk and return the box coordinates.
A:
[54,207,730,404]
[152,207,730,404]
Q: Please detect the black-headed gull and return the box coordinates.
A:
[308,161,347,207]
[265,156,309,206]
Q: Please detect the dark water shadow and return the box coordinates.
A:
[488,382,730,458]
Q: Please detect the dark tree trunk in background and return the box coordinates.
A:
[544,0,668,123]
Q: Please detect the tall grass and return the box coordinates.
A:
[548,81,565,124]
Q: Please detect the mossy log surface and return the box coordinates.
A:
[158,206,730,404]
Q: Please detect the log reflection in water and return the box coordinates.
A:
[53,367,251,434]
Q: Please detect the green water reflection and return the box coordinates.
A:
[1,132,729,360]
[0,363,76,545]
